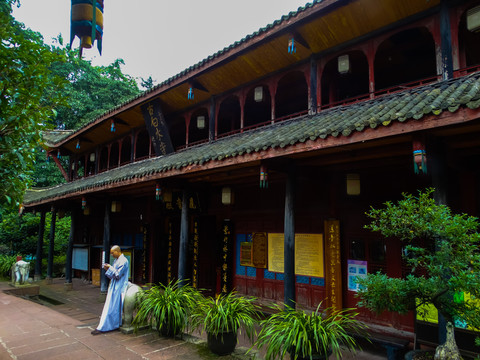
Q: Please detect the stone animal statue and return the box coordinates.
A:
[434,322,463,360]
[11,260,30,285]
[122,281,141,329]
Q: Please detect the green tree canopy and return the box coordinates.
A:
[0,0,66,211]
[356,188,480,329]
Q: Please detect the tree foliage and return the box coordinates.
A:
[0,0,66,211]
[356,188,480,329]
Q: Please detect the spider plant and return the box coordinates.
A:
[254,302,366,360]
[192,291,260,355]
[132,279,201,337]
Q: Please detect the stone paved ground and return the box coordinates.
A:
[0,278,391,359]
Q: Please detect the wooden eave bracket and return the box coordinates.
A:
[48,150,69,182]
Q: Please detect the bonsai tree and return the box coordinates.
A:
[192,291,259,356]
[356,188,480,354]
[254,302,365,360]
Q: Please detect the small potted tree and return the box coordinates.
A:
[254,302,366,360]
[356,188,480,359]
[132,279,200,337]
[192,291,259,355]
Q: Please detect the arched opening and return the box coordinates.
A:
[459,5,480,68]
[217,95,241,136]
[169,116,186,150]
[374,27,436,90]
[109,142,119,169]
[244,85,271,128]
[189,108,209,144]
[321,51,369,105]
[135,129,150,160]
[120,136,131,165]
[275,71,308,119]
[99,146,108,172]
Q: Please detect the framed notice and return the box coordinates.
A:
[72,247,88,271]
[240,242,253,266]
[347,259,367,291]
[109,250,133,280]
[252,232,267,268]
[267,233,324,277]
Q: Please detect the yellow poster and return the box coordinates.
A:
[267,233,324,277]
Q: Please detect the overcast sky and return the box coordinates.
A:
[13,0,310,86]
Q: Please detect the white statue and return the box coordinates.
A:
[11,260,30,285]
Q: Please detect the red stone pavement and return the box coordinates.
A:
[0,278,392,359]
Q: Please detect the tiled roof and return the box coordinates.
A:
[23,72,480,205]
[41,130,75,147]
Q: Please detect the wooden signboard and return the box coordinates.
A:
[324,220,342,310]
[240,242,253,266]
[252,232,267,268]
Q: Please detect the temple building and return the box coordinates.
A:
[24,0,480,350]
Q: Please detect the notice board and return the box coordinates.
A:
[267,233,324,277]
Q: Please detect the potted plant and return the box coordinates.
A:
[254,302,366,360]
[192,291,260,355]
[132,279,200,337]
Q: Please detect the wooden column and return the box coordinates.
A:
[65,209,77,286]
[430,138,449,344]
[178,189,189,285]
[440,0,453,80]
[34,211,46,281]
[284,166,296,309]
[46,207,57,281]
[101,202,111,293]
[309,57,318,115]
[209,97,216,141]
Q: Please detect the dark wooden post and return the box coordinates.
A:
[34,211,46,281]
[209,97,216,141]
[309,57,317,115]
[440,0,453,80]
[101,202,111,293]
[430,139,449,344]
[65,209,77,287]
[178,189,189,285]
[46,206,57,282]
[284,166,296,309]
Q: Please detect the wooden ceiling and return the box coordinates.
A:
[58,0,440,156]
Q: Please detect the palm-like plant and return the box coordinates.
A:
[192,291,260,355]
[254,303,365,360]
[132,279,200,337]
[194,291,259,338]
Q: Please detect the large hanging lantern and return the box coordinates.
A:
[70,0,104,56]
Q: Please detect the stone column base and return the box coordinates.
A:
[64,282,73,291]
[44,277,53,285]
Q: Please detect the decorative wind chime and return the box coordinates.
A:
[413,139,427,175]
[69,0,104,56]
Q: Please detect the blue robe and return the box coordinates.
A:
[96,253,129,332]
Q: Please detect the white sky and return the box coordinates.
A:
[13,0,310,86]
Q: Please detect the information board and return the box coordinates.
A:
[267,233,324,277]
[72,247,88,271]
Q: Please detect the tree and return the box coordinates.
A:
[0,0,66,212]
[50,49,141,130]
[356,188,480,353]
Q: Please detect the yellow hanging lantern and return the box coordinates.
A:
[70,0,104,55]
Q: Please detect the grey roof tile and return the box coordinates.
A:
[24,72,480,205]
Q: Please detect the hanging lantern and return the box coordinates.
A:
[57,150,61,159]
[188,87,194,100]
[81,197,86,209]
[260,164,268,189]
[413,140,427,175]
[110,119,116,132]
[288,37,296,54]
[76,139,81,149]
[155,184,161,201]
[70,0,104,56]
